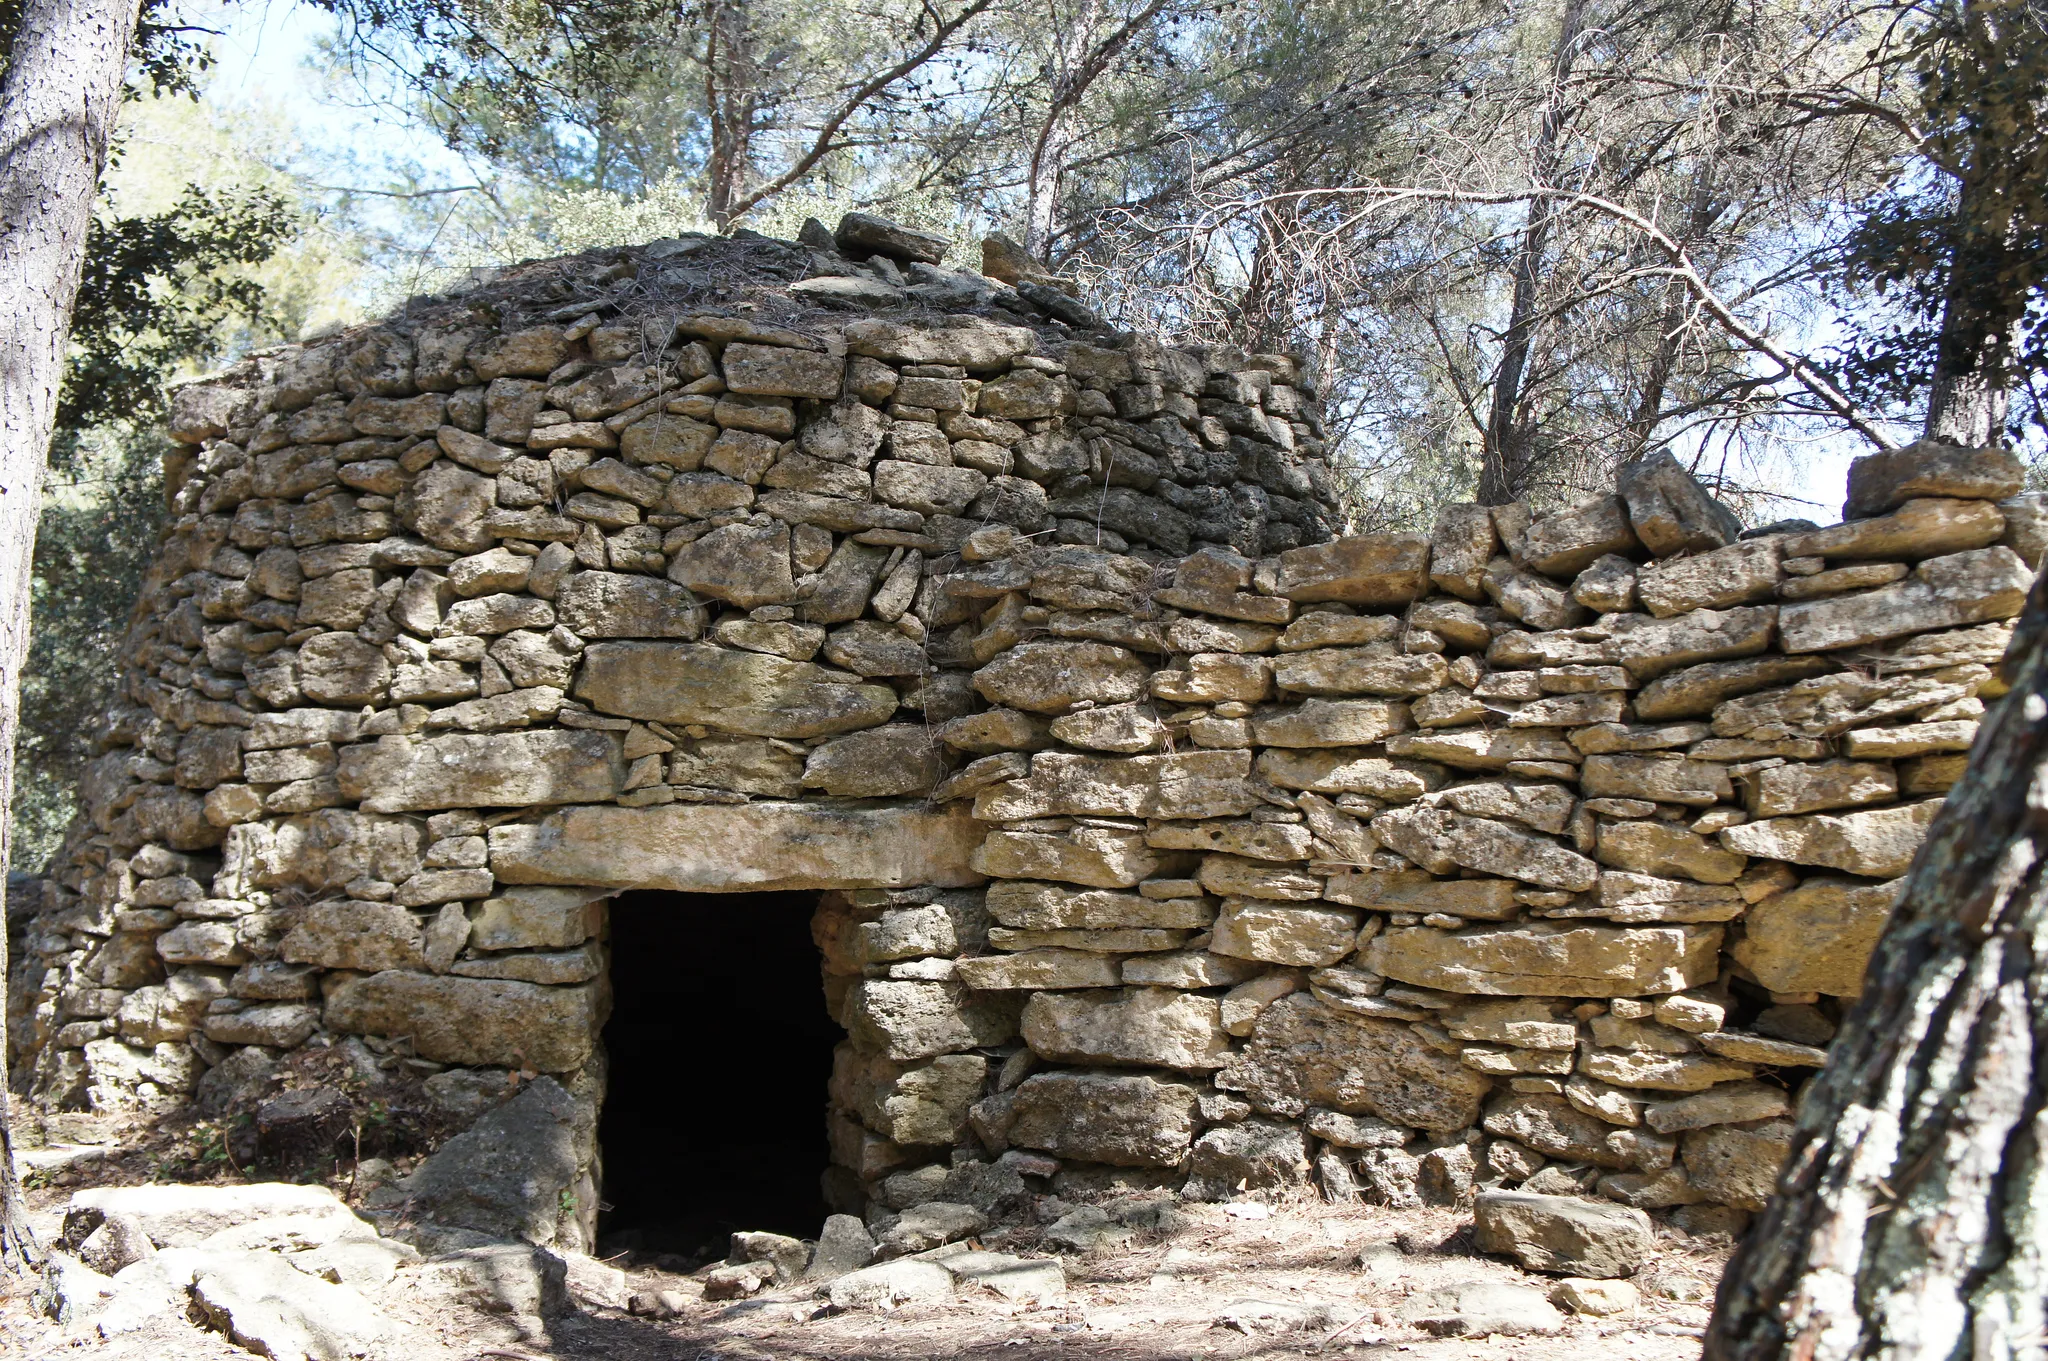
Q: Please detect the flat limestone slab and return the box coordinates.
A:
[488,800,985,890]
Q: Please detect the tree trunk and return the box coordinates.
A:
[0,0,143,1275]
[1704,574,2048,1360]
[1626,166,1719,456]
[1477,0,1588,505]
[1922,168,2015,445]
[702,0,759,233]
[1023,0,1106,261]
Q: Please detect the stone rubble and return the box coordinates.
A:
[9,214,2030,1252]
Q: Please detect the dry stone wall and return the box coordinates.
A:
[7,223,2041,1252]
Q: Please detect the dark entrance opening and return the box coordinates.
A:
[597,889,837,1261]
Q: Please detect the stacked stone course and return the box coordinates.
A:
[8,223,2041,1252]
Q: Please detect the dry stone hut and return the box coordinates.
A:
[8,220,2042,1260]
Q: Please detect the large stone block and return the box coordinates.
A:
[1365,921,1723,997]
[324,971,601,1070]
[1843,440,2024,517]
[972,641,1151,712]
[1745,759,1897,818]
[491,801,985,890]
[1606,607,1777,681]
[1779,547,2031,652]
[1783,496,2006,561]
[970,825,1161,887]
[1521,497,1640,578]
[1719,799,1938,878]
[1209,898,1360,967]
[844,979,1019,1060]
[1729,875,1903,995]
[1271,649,1448,697]
[973,750,1256,820]
[1006,1071,1201,1167]
[369,1076,583,1242]
[953,948,1121,990]
[221,809,426,893]
[1020,988,1231,1071]
[1594,821,1747,884]
[1370,807,1598,891]
[1272,534,1431,604]
[1472,1190,1655,1278]
[722,342,842,399]
[278,901,426,972]
[573,641,898,738]
[1255,749,1446,799]
[1634,655,1837,720]
[1251,698,1411,748]
[1482,1092,1671,1170]
[1384,727,1578,771]
[555,571,705,638]
[1616,450,1741,556]
[1429,504,1497,599]
[1681,1119,1794,1210]
[1634,539,1781,617]
[832,1047,988,1146]
[1215,994,1491,1132]
[843,317,1038,369]
[338,730,622,812]
[1579,754,1731,807]
[986,881,1212,930]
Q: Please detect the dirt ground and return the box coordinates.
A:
[2,1150,1731,1361]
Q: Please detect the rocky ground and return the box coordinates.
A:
[3,1147,1732,1361]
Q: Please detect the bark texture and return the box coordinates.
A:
[0,0,145,1272]
[1477,0,1589,505]
[1706,574,2048,1361]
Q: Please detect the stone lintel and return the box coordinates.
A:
[489,800,986,891]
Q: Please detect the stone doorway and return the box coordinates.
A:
[596,888,839,1261]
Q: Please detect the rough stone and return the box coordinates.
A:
[575,641,898,738]
[1642,1081,1791,1134]
[1783,496,2006,561]
[1399,1282,1567,1338]
[1681,1119,1794,1210]
[371,1076,581,1242]
[324,972,600,1070]
[974,641,1152,712]
[1021,989,1232,1071]
[1006,1071,1200,1166]
[1616,450,1741,556]
[1472,1190,1655,1278]
[338,729,622,811]
[1216,995,1492,1132]
[1370,807,1598,890]
[1366,921,1723,997]
[975,750,1256,820]
[1185,1119,1312,1200]
[1843,440,2024,517]
[1210,898,1360,967]
[1729,875,1902,995]
[1521,497,1641,578]
[1745,759,1897,818]
[1272,534,1431,604]
[1719,800,1938,878]
[845,979,1020,1059]
[556,571,703,638]
[971,824,1162,887]
[1779,547,2031,653]
[492,801,983,891]
[1635,539,1781,617]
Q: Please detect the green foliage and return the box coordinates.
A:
[14,435,166,870]
[1831,0,2048,439]
[61,184,297,434]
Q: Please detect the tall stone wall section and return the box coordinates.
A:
[6,227,2041,1250]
